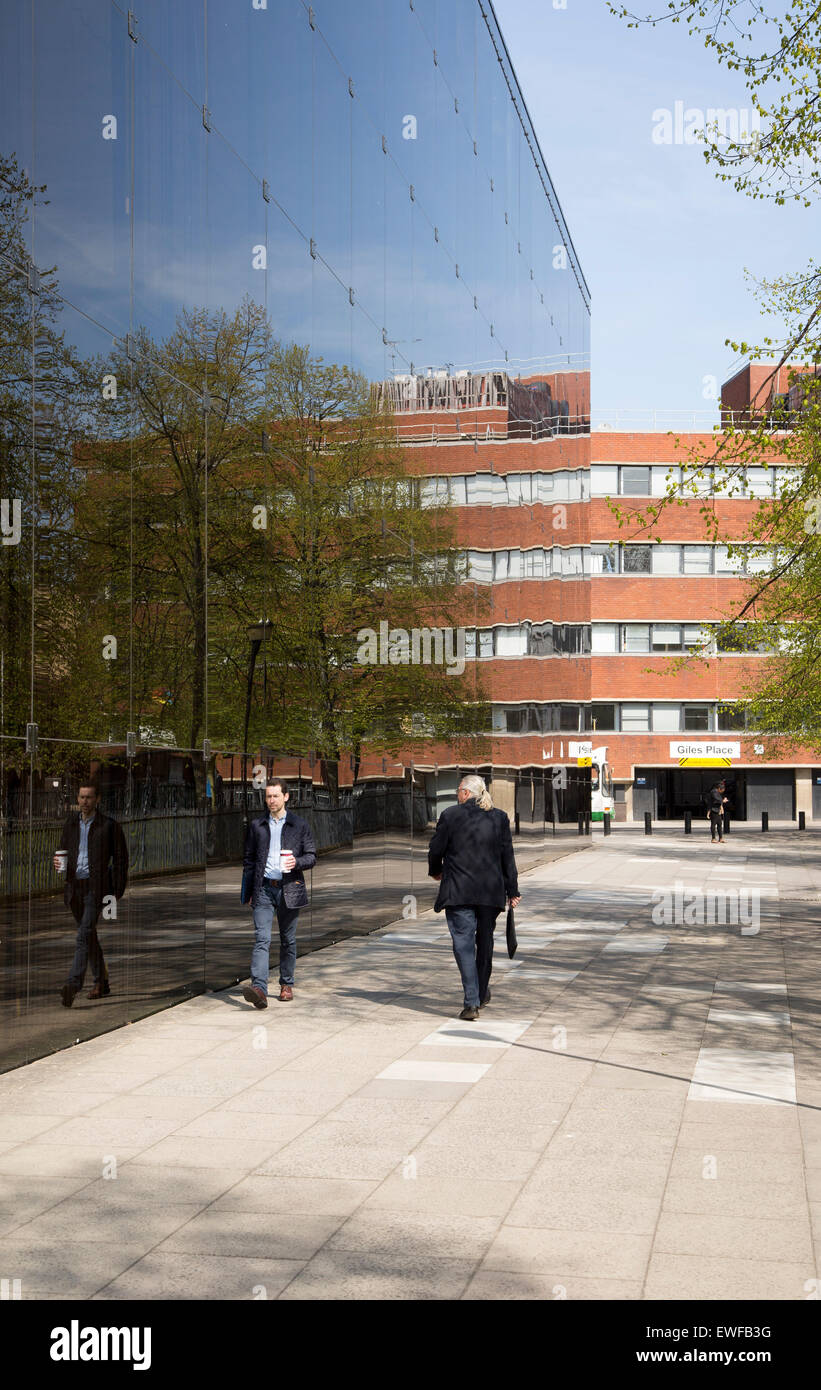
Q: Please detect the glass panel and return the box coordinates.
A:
[682,546,712,576]
[590,703,617,731]
[0,1,34,269]
[623,625,650,653]
[591,465,618,496]
[652,545,681,575]
[683,705,710,731]
[718,702,747,731]
[621,466,650,495]
[747,467,773,497]
[652,465,680,496]
[652,625,682,652]
[33,0,131,338]
[590,544,618,575]
[652,705,681,732]
[623,545,651,574]
[621,704,650,732]
[133,46,207,351]
[32,303,127,743]
[747,548,774,573]
[591,624,618,654]
[0,739,29,1069]
[496,626,526,656]
[716,544,745,573]
[683,624,709,650]
[137,0,205,101]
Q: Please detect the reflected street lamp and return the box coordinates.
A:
[242,619,273,825]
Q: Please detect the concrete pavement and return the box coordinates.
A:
[1,828,820,1300]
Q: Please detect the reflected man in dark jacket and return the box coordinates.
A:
[241,779,316,1007]
[55,784,129,1008]
[428,775,520,1021]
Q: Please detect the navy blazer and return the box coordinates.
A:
[241,809,317,910]
[428,801,518,912]
[58,810,129,909]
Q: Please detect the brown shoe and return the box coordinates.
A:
[87,981,111,1000]
[242,984,268,1010]
[278,985,293,1002]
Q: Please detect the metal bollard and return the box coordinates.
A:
[799,810,806,830]
[644,811,652,836]
[578,812,584,836]
[514,811,520,836]
[684,811,692,835]
[723,814,730,836]
[603,813,611,836]
[762,811,769,832]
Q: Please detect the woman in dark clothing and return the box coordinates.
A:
[428,775,520,1020]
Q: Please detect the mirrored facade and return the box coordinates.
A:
[0,0,590,1069]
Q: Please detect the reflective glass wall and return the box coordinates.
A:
[0,0,590,1070]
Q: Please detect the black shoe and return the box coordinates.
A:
[242,984,268,1010]
[480,987,491,1007]
[459,1006,480,1021]
[87,981,111,999]
[61,984,77,1008]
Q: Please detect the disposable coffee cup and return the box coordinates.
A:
[55,850,68,873]
[280,852,292,872]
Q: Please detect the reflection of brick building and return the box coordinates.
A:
[372,367,592,824]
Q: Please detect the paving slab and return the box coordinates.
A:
[2,830,820,1300]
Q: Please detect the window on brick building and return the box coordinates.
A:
[652,465,681,496]
[623,545,652,574]
[652,704,681,732]
[536,472,555,502]
[717,702,747,731]
[528,624,554,655]
[591,703,617,731]
[682,546,712,576]
[651,624,682,652]
[522,548,546,578]
[683,705,711,731]
[592,623,618,653]
[559,705,580,731]
[591,465,618,496]
[651,544,681,575]
[590,544,618,575]
[622,625,650,653]
[621,704,650,732]
[715,545,745,573]
[620,466,651,495]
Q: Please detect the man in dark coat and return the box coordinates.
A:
[55,784,129,1007]
[428,775,520,1020]
[707,780,728,843]
[241,778,316,1007]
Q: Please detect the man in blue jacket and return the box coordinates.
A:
[241,779,316,1007]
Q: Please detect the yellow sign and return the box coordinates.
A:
[577,756,592,767]
[678,757,732,768]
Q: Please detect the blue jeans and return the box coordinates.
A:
[445,906,498,1009]
[67,883,106,988]
[251,880,300,994]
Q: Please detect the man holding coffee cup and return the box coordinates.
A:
[240,779,316,1007]
[54,783,129,1007]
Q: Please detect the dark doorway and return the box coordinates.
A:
[633,769,747,820]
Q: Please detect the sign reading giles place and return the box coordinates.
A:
[669,742,741,767]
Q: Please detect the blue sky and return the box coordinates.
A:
[494,0,814,419]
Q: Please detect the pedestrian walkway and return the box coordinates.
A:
[1,831,820,1300]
